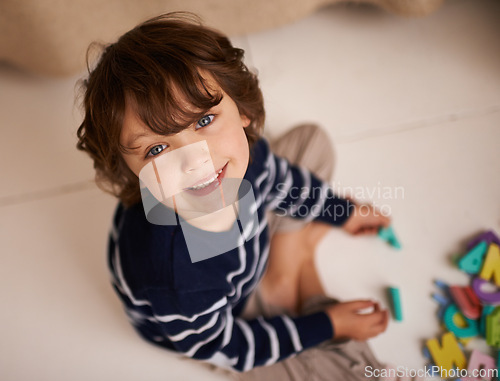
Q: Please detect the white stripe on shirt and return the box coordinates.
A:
[184,315,227,358]
[255,170,268,188]
[303,182,329,223]
[155,297,228,323]
[206,351,239,370]
[168,312,220,341]
[235,319,255,371]
[233,215,264,301]
[257,316,280,365]
[286,166,311,214]
[281,315,303,352]
[112,236,151,307]
[262,152,276,201]
[226,240,247,299]
[222,308,234,347]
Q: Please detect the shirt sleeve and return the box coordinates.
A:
[258,139,354,226]
[144,288,334,372]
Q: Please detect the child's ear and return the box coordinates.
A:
[241,114,251,128]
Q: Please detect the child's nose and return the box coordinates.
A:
[179,144,212,173]
[181,154,210,173]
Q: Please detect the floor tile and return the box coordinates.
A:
[2,0,500,377]
[316,110,500,368]
[0,35,251,204]
[0,188,226,380]
[245,0,500,139]
[0,66,95,200]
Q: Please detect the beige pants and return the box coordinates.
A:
[266,124,336,236]
[232,124,382,381]
[234,295,382,381]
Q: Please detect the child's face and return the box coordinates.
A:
[120,86,251,219]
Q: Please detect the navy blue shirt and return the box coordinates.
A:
[108,138,353,372]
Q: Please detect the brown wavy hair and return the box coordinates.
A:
[76,12,265,207]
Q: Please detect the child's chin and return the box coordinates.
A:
[178,205,239,233]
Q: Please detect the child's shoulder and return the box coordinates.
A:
[246,137,272,178]
[113,201,174,236]
[112,202,180,256]
[109,202,240,299]
[250,136,271,160]
[110,202,179,287]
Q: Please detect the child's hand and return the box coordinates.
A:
[342,202,391,236]
[325,300,389,341]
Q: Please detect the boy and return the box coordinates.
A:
[77,12,390,380]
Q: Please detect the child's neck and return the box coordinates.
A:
[181,202,239,233]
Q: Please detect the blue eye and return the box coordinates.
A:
[146,144,167,158]
[196,114,214,129]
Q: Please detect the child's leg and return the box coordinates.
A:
[266,123,335,236]
[259,221,330,314]
[235,293,383,381]
[234,125,383,381]
[260,124,335,314]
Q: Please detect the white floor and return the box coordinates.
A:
[1,0,499,379]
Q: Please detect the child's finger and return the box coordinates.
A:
[357,226,378,236]
[346,300,376,312]
[368,212,390,227]
[372,308,388,326]
[381,310,389,330]
[373,311,389,335]
[364,307,389,328]
[355,228,367,235]
[363,313,388,337]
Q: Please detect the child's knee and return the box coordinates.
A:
[303,221,331,250]
[293,123,335,182]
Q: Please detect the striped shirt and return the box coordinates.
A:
[108,138,353,372]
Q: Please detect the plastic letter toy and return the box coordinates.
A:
[486,307,500,347]
[480,244,500,286]
[472,277,500,305]
[378,226,402,250]
[467,230,500,251]
[422,346,431,360]
[480,305,495,337]
[426,332,467,371]
[497,351,500,380]
[449,285,482,320]
[443,304,479,338]
[432,293,451,320]
[466,350,495,381]
[388,286,403,321]
[458,241,488,274]
[432,279,452,320]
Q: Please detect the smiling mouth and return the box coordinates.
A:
[186,167,224,191]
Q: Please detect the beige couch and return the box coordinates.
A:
[0,0,444,77]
